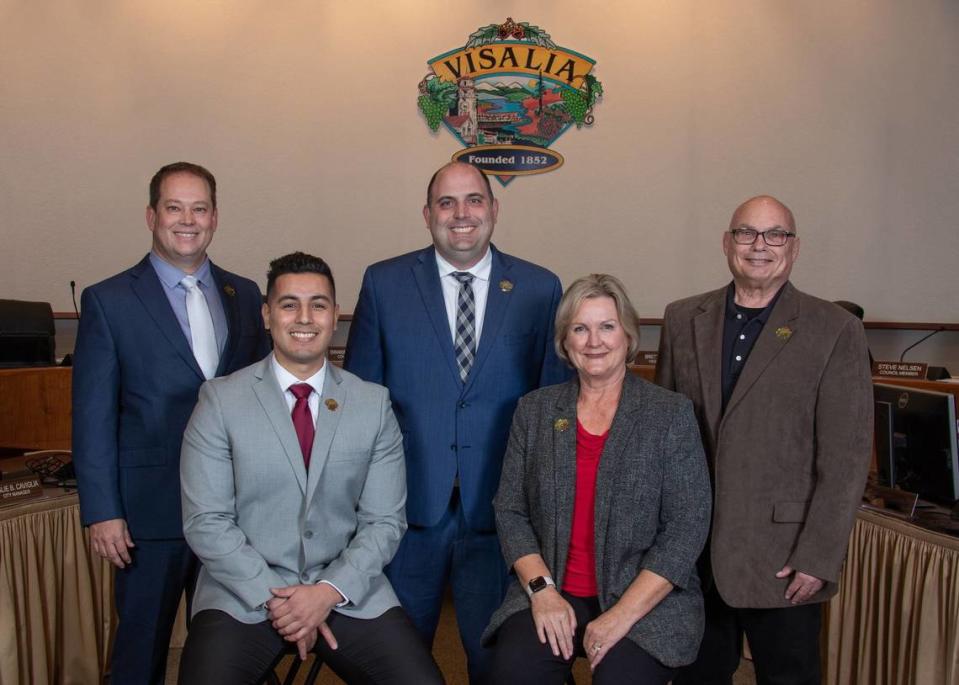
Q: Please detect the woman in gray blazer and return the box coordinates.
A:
[483,274,711,684]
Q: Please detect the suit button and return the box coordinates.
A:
[304,530,314,539]
[450,444,457,450]
[300,572,309,582]
[459,401,468,408]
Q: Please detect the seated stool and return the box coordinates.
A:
[262,644,324,685]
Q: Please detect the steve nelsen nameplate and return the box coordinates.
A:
[0,475,43,503]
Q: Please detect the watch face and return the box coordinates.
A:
[529,576,548,593]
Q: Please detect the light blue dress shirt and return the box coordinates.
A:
[149,252,228,357]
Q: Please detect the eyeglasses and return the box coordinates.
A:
[729,227,796,247]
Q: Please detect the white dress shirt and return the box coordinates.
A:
[268,355,348,605]
[435,247,492,345]
[271,354,326,425]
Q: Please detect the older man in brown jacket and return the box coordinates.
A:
[656,196,873,685]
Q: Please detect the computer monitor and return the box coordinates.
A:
[874,383,959,504]
[0,299,56,367]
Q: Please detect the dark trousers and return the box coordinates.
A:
[111,538,198,685]
[177,606,443,685]
[488,592,676,685]
[385,489,509,685]
[673,587,823,685]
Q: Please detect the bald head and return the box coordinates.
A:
[426,161,494,207]
[729,195,796,235]
[723,194,801,301]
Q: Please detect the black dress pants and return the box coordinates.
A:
[673,587,822,685]
[487,592,676,685]
[177,606,444,685]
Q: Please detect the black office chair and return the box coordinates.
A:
[0,299,56,367]
[834,300,875,366]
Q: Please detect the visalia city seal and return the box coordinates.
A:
[417,18,604,186]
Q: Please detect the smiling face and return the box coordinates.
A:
[563,296,630,384]
[146,171,218,273]
[423,163,499,269]
[263,272,339,380]
[723,196,800,294]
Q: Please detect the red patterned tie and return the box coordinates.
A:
[289,383,314,469]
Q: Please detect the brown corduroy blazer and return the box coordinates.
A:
[655,282,873,608]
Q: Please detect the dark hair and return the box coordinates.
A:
[266,252,336,302]
[425,161,495,206]
[149,162,217,210]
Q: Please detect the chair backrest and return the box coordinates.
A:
[0,299,56,367]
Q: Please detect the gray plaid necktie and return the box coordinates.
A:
[452,272,476,382]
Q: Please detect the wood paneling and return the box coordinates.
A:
[0,367,71,451]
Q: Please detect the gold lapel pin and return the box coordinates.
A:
[223,284,236,297]
[554,418,569,432]
[499,279,513,293]
[775,326,793,341]
[325,399,338,411]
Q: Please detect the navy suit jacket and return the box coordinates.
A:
[344,245,570,531]
[72,254,270,540]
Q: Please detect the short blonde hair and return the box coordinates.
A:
[554,274,641,366]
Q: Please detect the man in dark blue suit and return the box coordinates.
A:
[344,161,569,683]
[72,162,270,684]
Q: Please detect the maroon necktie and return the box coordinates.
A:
[289,383,314,469]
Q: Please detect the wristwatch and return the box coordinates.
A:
[526,575,556,597]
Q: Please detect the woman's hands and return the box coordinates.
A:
[530,588,577,661]
[583,605,632,669]
[584,569,674,670]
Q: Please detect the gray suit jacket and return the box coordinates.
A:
[483,374,711,668]
[181,356,405,623]
[655,282,873,608]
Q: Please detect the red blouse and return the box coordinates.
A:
[561,420,608,597]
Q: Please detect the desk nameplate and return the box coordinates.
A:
[872,360,928,379]
[0,474,43,505]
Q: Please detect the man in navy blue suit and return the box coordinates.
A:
[344,161,569,683]
[72,162,270,684]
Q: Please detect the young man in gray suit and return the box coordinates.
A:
[178,252,442,684]
[656,196,873,685]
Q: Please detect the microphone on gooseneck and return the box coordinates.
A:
[898,328,944,362]
[70,280,80,318]
[62,281,80,367]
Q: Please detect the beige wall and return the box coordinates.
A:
[2,1,958,329]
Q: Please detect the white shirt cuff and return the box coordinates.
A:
[318,579,350,607]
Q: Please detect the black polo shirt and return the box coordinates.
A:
[721,282,785,411]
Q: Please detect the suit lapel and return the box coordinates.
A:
[253,359,307,495]
[550,381,579,580]
[411,248,462,386]
[692,289,725,433]
[306,363,346,503]
[210,263,241,374]
[464,246,512,393]
[130,256,205,381]
[593,375,642,570]
[724,283,800,417]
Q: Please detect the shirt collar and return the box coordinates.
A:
[271,354,327,397]
[434,247,492,283]
[150,251,214,289]
[724,281,784,324]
